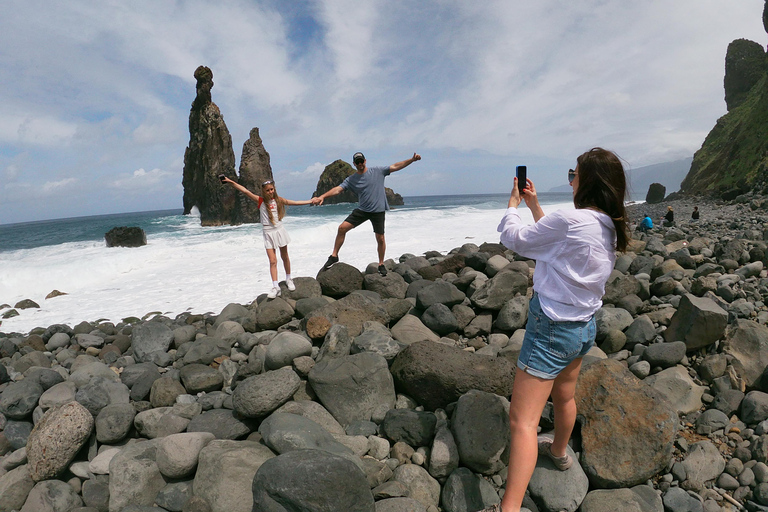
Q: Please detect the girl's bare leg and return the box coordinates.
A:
[279,245,291,276]
[500,371,554,511]
[266,248,278,282]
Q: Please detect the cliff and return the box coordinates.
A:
[680,4,768,198]
[312,160,404,206]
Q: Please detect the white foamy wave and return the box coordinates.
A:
[0,200,575,334]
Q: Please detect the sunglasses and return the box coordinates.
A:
[568,169,576,184]
[262,180,274,186]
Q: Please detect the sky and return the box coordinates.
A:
[1,0,766,225]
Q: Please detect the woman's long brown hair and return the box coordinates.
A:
[262,183,286,225]
[573,147,629,252]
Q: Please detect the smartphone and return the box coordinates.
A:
[218,174,227,183]
[516,166,527,193]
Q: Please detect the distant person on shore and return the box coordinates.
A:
[691,206,700,221]
[312,151,421,276]
[487,148,629,512]
[639,214,653,232]
[221,177,313,298]
[663,205,674,226]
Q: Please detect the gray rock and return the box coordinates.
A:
[440,467,499,512]
[725,319,768,388]
[390,341,515,411]
[38,381,77,410]
[264,331,312,370]
[595,307,634,340]
[416,281,466,310]
[131,321,174,363]
[0,464,35,512]
[351,329,401,361]
[134,406,191,438]
[644,366,705,415]
[681,441,726,483]
[26,401,93,481]
[664,294,728,350]
[258,413,358,467]
[624,315,657,347]
[316,262,364,298]
[662,487,703,512]
[390,314,440,344]
[374,497,427,512]
[470,271,528,311]
[642,341,687,368]
[364,272,408,299]
[379,409,437,447]
[194,439,275,512]
[19,479,83,512]
[273,400,346,437]
[528,435,589,512]
[4,420,33,450]
[742,391,768,425]
[576,359,677,488]
[308,352,396,425]
[182,337,231,365]
[179,363,224,393]
[254,297,295,331]
[695,409,730,435]
[0,380,43,420]
[451,390,510,475]
[429,422,460,480]
[494,295,529,332]
[421,303,460,336]
[95,403,136,444]
[81,479,109,511]
[304,293,389,337]
[75,376,130,416]
[109,440,165,511]
[186,408,254,439]
[155,481,193,512]
[711,389,745,416]
[252,449,374,511]
[155,432,215,479]
[232,367,300,418]
[579,486,663,512]
[149,376,186,408]
[392,463,441,509]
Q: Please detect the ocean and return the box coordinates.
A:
[0,193,576,335]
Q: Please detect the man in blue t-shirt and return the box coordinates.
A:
[313,151,421,275]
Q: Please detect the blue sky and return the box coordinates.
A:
[1,0,766,224]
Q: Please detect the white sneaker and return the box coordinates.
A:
[267,287,281,299]
[286,278,296,291]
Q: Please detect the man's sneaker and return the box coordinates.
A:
[378,264,388,276]
[537,437,573,470]
[267,287,281,299]
[286,278,296,291]
[322,255,339,271]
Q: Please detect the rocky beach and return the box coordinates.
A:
[3,192,768,512]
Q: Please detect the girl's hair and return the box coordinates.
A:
[574,147,630,252]
[262,182,286,224]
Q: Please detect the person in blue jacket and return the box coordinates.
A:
[639,214,653,232]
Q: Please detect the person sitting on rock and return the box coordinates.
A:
[312,151,421,276]
[221,176,313,299]
[487,148,629,512]
[691,206,700,221]
[663,205,675,226]
[639,214,653,232]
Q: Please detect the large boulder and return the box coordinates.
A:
[108,440,165,511]
[231,367,301,418]
[316,262,364,298]
[308,352,396,425]
[528,435,589,512]
[663,294,728,350]
[575,359,678,488]
[131,321,174,363]
[644,366,706,415]
[26,401,94,481]
[645,183,666,204]
[304,293,389,337]
[579,486,663,512]
[252,449,375,511]
[194,440,276,512]
[390,341,515,411]
[470,271,528,311]
[451,390,510,475]
[104,226,147,247]
[725,319,768,388]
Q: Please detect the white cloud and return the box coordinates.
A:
[110,168,174,190]
[289,162,326,179]
[41,178,77,194]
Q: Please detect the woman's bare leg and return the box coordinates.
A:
[549,358,583,457]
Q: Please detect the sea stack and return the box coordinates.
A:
[233,127,274,225]
[312,160,404,206]
[181,66,238,226]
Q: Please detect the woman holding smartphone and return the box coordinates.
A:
[221,176,312,299]
[480,148,628,512]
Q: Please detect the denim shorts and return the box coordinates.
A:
[517,293,596,380]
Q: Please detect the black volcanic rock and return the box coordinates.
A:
[182,66,238,226]
[105,227,147,248]
[312,160,404,206]
[233,127,274,224]
[645,183,666,204]
[724,39,768,111]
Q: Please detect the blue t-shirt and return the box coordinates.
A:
[340,166,391,212]
[640,216,653,229]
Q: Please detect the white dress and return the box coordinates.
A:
[259,197,291,249]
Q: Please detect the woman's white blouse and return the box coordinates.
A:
[497,207,616,322]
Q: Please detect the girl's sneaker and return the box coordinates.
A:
[286,278,296,291]
[537,438,573,470]
[267,287,281,299]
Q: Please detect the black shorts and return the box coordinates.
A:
[344,209,386,234]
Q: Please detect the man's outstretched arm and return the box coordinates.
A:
[312,185,344,206]
[389,153,421,173]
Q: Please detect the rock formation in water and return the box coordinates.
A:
[680,5,768,198]
[312,160,404,206]
[233,128,274,225]
[181,66,238,226]
[104,226,147,248]
[645,183,666,204]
